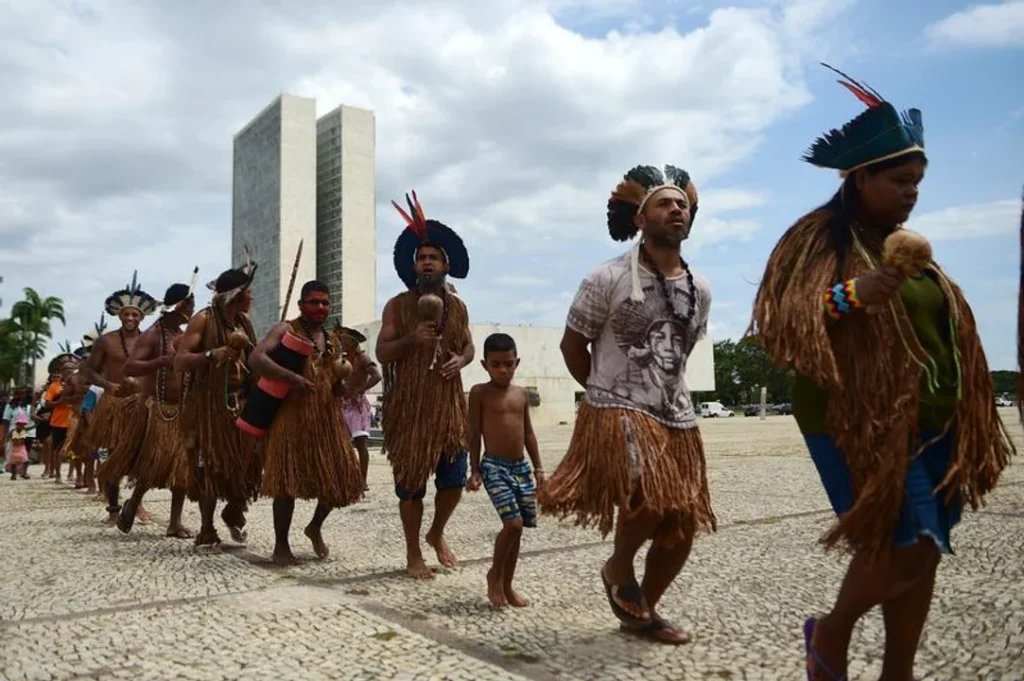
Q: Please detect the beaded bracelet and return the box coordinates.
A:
[822,279,861,320]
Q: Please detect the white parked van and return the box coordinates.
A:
[699,401,734,418]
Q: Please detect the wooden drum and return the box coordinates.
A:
[235,331,314,437]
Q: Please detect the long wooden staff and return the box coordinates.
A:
[280,239,304,322]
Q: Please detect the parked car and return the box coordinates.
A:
[773,403,792,416]
[699,401,734,418]
[995,396,1014,407]
[744,404,762,417]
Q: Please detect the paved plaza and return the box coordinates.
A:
[1,411,1022,680]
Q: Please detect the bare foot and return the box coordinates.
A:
[137,507,153,525]
[304,525,329,559]
[425,531,459,569]
[106,512,119,526]
[504,584,530,608]
[165,525,194,539]
[407,555,435,580]
[487,569,507,607]
[272,547,299,567]
[807,615,849,681]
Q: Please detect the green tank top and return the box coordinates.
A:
[792,271,959,435]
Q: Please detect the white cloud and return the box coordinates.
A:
[925,1,1024,48]
[0,0,853,365]
[907,198,1021,241]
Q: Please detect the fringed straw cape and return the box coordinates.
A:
[381,291,470,489]
[749,209,1014,557]
[541,403,716,538]
[261,322,363,507]
[180,307,263,502]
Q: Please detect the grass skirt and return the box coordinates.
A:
[261,360,363,507]
[89,392,131,452]
[131,400,190,491]
[96,395,147,485]
[540,402,717,538]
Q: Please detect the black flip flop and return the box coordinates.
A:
[601,568,650,627]
[621,616,691,645]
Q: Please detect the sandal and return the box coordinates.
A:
[803,618,846,681]
[600,567,650,627]
[621,616,691,645]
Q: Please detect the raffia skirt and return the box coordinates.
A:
[96,395,147,486]
[89,392,132,452]
[539,402,717,538]
[130,400,190,491]
[261,373,363,508]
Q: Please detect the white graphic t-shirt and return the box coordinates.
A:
[567,249,711,430]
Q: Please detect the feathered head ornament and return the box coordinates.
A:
[803,63,925,176]
[105,271,159,317]
[161,267,198,314]
[81,314,107,352]
[391,191,469,291]
[608,165,699,242]
[48,343,79,375]
[208,248,258,304]
[333,320,367,345]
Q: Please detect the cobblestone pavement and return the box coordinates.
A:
[1,411,1021,680]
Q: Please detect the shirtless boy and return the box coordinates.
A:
[466,333,544,607]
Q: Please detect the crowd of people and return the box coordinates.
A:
[1,66,1018,679]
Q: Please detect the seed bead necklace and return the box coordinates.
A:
[640,244,698,328]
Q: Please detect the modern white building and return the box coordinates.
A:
[316,105,376,327]
[232,94,318,335]
[232,95,376,335]
[348,319,715,428]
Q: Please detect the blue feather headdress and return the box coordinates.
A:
[803,64,925,176]
[391,191,469,291]
[105,271,159,317]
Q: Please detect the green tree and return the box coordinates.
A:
[695,338,793,407]
[990,370,1019,397]
[8,287,65,385]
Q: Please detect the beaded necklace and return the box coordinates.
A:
[154,317,184,421]
[296,316,332,358]
[639,244,698,328]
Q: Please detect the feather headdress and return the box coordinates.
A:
[48,344,78,374]
[391,191,469,291]
[607,165,699,242]
[105,271,159,317]
[803,63,925,176]
[208,248,258,304]
[81,314,107,351]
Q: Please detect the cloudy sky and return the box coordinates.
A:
[1,0,1022,372]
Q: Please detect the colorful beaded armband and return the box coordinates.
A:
[822,279,861,320]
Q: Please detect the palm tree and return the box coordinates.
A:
[10,287,65,385]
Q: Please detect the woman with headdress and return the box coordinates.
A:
[375,192,474,579]
[748,65,1014,680]
[175,255,262,551]
[541,164,715,644]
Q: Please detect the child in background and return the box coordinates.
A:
[466,333,544,607]
[7,413,30,480]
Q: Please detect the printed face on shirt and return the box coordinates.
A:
[646,320,685,374]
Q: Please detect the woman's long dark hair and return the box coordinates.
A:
[817,151,928,270]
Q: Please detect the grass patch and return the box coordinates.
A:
[372,630,399,642]
[346,588,370,596]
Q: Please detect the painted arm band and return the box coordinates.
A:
[822,279,862,320]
